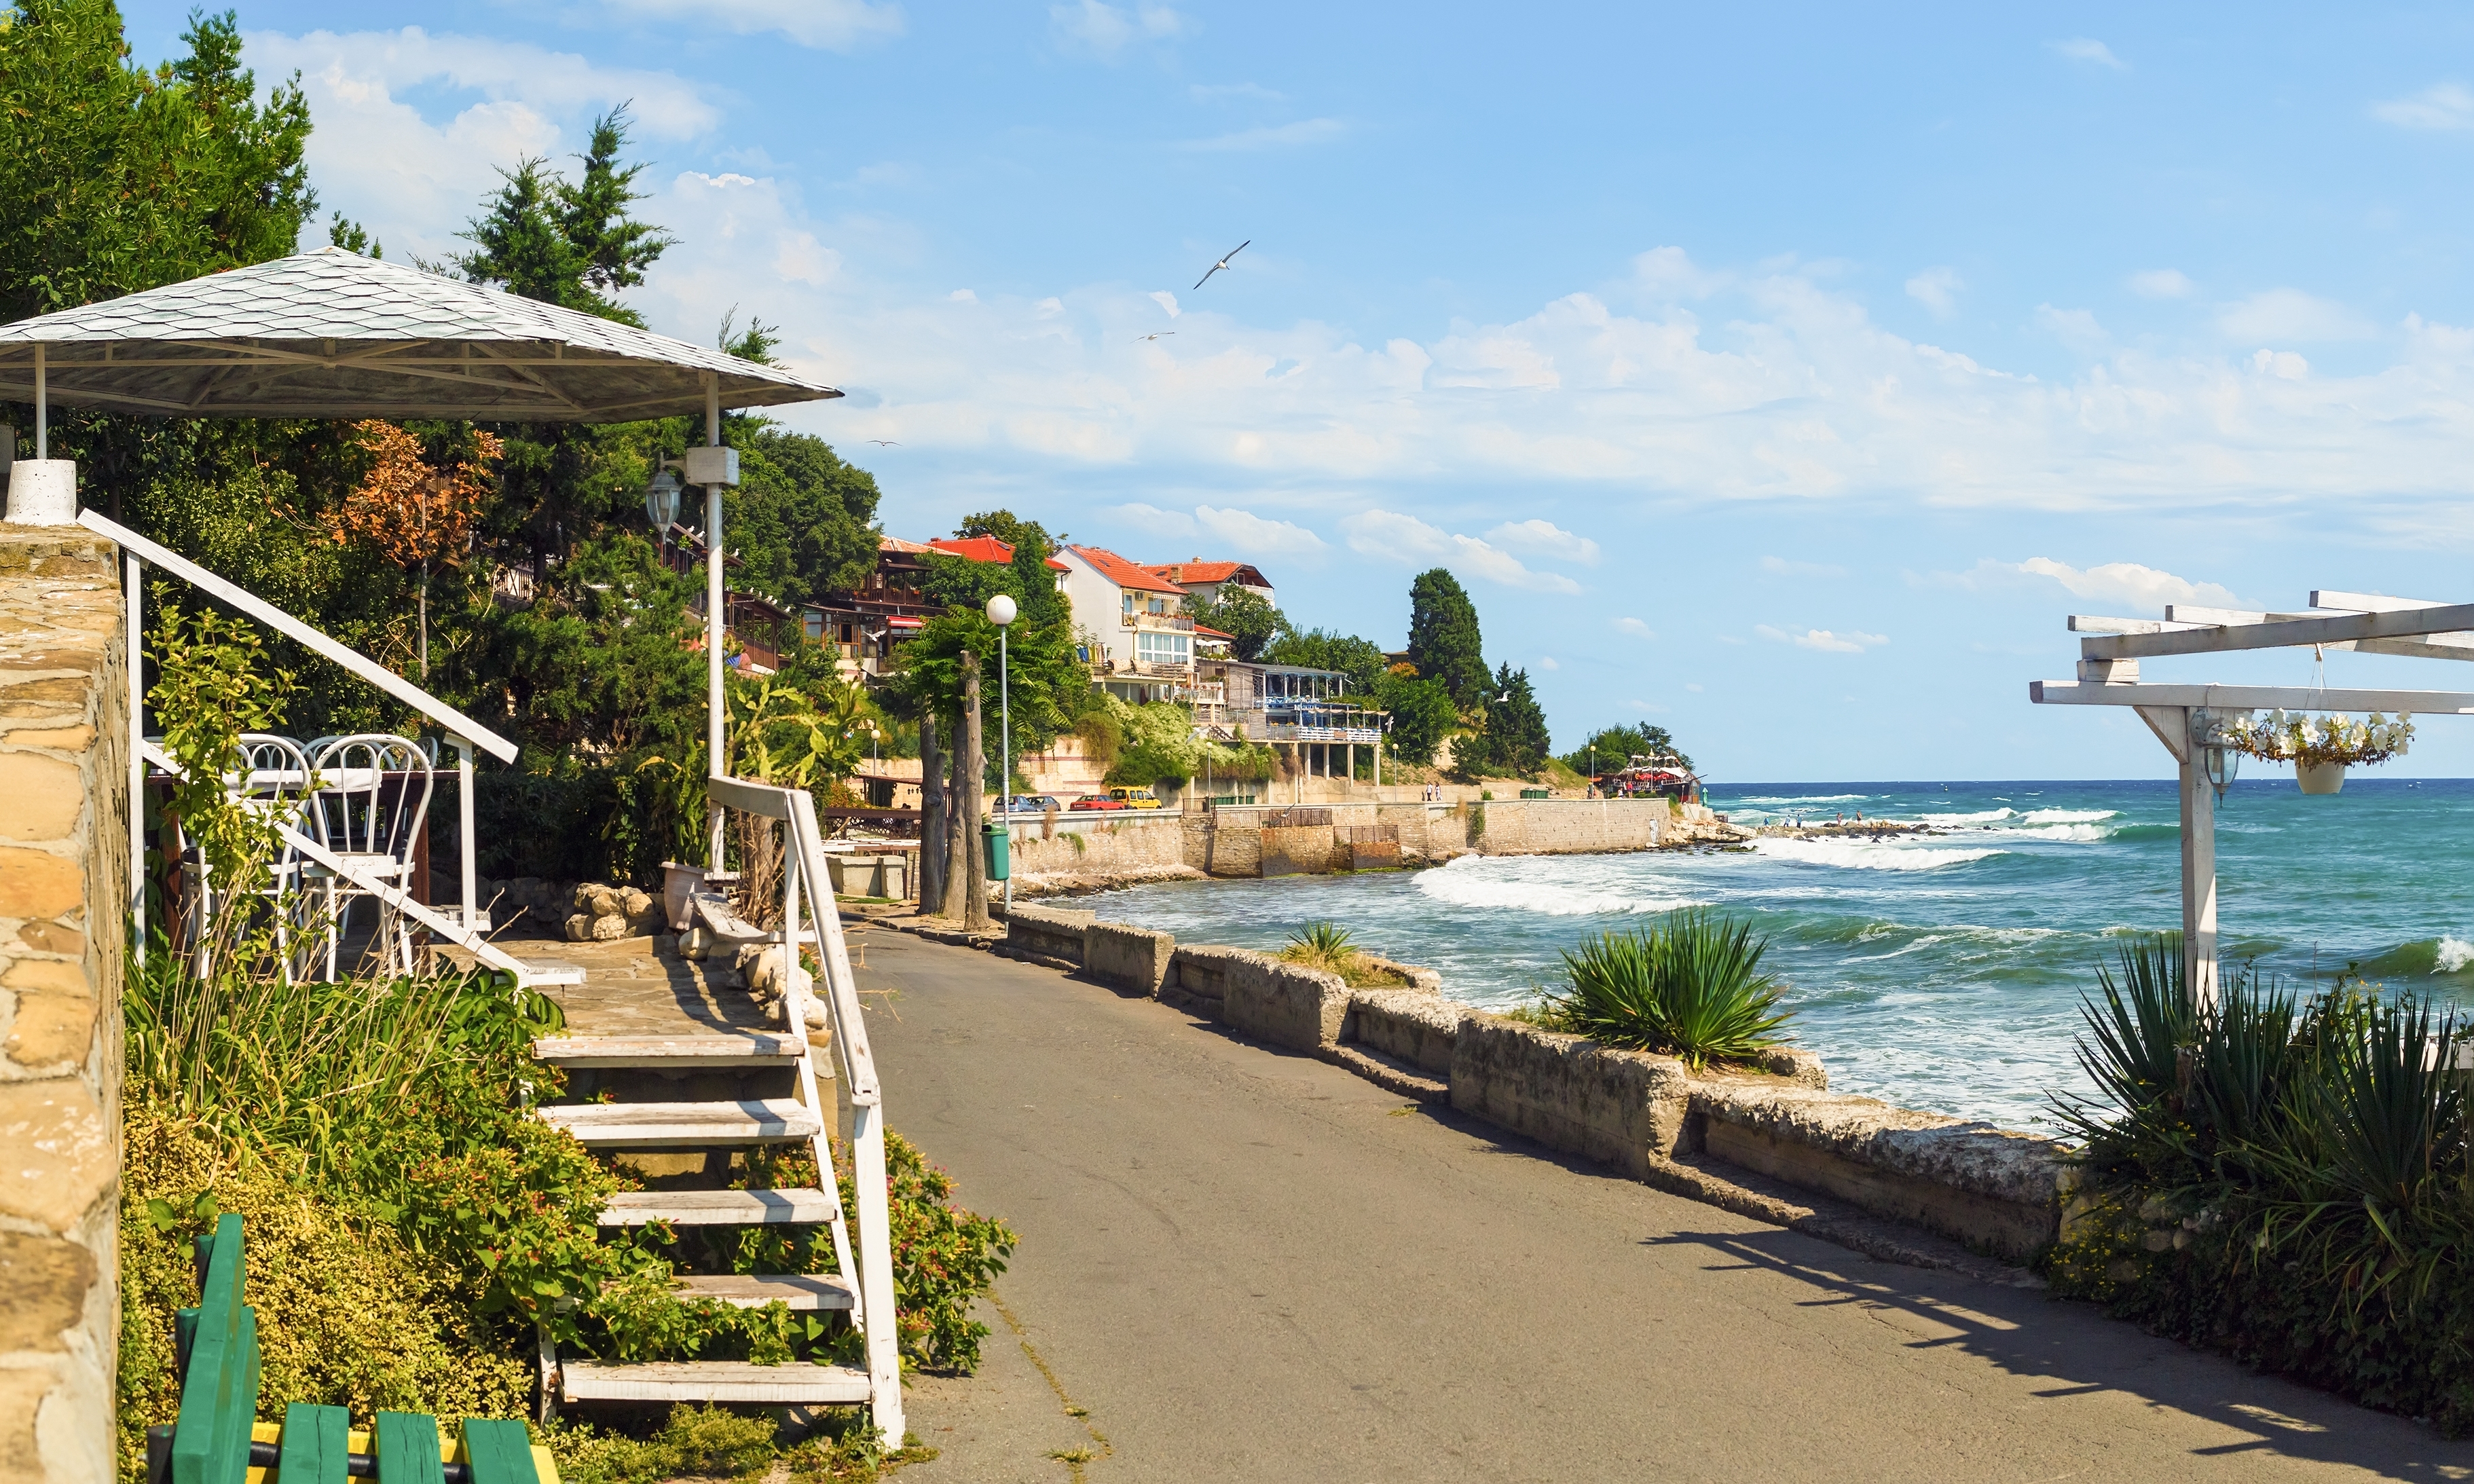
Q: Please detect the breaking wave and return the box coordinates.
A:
[1752,837,2006,871]
[1412,857,1704,916]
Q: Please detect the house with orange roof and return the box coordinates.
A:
[1057,543,1198,703]
[1141,558,1274,610]
[802,534,1068,678]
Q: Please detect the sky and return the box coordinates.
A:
[115,0,2474,780]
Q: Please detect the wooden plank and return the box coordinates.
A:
[535,1098,822,1147]
[172,1213,255,1484]
[2067,614,2206,634]
[532,1034,802,1067]
[2081,601,2474,659]
[375,1411,445,1484]
[598,1188,838,1226]
[661,1273,856,1310]
[2311,589,2452,612]
[459,1419,540,1484]
[690,890,775,944]
[279,1405,350,1484]
[2134,705,2190,765]
[2031,680,2474,713]
[559,1360,872,1405]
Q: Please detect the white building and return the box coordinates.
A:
[1057,544,1196,703]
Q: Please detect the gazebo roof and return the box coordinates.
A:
[0,248,841,421]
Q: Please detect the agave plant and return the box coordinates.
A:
[1546,909,1794,1069]
[1279,920,1361,977]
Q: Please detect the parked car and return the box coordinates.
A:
[1001,794,1061,814]
[1108,786,1163,809]
[1069,794,1128,811]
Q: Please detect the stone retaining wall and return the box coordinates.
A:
[1004,814,1186,878]
[0,528,128,1484]
[951,897,2072,1264]
[1183,798,1677,877]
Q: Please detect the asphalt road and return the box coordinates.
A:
[851,925,2474,1484]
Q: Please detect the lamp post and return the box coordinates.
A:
[986,593,1018,910]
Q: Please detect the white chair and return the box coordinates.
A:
[229,734,317,979]
[303,734,435,978]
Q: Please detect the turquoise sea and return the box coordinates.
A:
[1079,779,2474,1131]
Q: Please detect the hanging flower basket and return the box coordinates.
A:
[2218,710,2413,794]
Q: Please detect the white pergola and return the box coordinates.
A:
[2031,589,2474,1007]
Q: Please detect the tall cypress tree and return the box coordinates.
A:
[1407,568,1488,711]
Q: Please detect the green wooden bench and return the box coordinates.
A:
[145,1214,555,1484]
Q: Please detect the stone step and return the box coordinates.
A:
[536,1098,821,1149]
[533,1033,805,1068]
[557,1360,870,1405]
[662,1273,855,1310]
[598,1189,839,1227]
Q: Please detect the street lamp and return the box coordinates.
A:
[986,593,1018,910]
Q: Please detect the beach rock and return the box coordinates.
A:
[563,912,591,942]
[737,943,821,1028]
[576,883,621,921]
[618,887,661,933]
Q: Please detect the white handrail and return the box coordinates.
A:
[81,508,517,762]
[708,772,901,1443]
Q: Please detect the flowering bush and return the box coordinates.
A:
[2219,709,2413,768]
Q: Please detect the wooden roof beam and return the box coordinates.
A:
[2080,602,2474,660]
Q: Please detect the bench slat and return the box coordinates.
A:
[280,1405,350,1484]
[460,1418,540,1484]
[376,1411,445,1484]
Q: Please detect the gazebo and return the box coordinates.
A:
[0,248,910,1440]
[2031,589,2474,1006]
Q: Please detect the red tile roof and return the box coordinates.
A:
[1145,559,1270,589]
[1193,624,1233,639]
[921,534,1072,570]
[1067,544,1187,595]
[879,536,935,554]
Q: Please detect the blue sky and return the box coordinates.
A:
[121,1,2474,779]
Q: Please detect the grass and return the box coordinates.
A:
[1278,920,1411,988]
[1536,909,1795,1069]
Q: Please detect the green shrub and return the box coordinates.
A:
[1277,921,1409,988]
[2044,933,2474,1432]
[1540,910,1795,1069]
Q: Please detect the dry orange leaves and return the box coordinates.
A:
[327,420,502,569]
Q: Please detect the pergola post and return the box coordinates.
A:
[705,373,726,870]
[2178,724,2220,1014]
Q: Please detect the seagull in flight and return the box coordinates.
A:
[1194,240,1249,291]
[866,439,901,446]
[1134,331,1177,342]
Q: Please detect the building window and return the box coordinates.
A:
[1135,630,1189,667]
[1122,591,1135,614]
[803,612,824,642]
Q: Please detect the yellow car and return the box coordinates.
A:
[1108,786,1164,809]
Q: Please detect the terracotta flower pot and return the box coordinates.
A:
[2297,761,2347,796]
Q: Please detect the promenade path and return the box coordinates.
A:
[850,925,2474,1484]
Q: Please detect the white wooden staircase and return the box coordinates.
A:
[531,778,903,1439]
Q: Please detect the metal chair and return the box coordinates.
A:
[303,734,435,978]
[229,734,318,979]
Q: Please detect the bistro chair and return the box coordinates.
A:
[302,733,434,978]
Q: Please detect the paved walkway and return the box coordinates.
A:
[851,925,2474,1484]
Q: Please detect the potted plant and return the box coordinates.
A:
[2219,710,2414,794]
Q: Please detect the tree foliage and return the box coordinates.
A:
[1453,663,1551,780]
[1407,568,1489,711]
[454,105,675,322]
[1376,671,1456,767]
[1185,585,1279,661]
[1563,722,1693,775]
[1259,625,1387,695]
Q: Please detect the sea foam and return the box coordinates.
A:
[1413,857,1703,916]
[1752,837,2005,871]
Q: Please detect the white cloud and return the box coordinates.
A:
[2050,38,2126,69]
[1947,557,2244,612]
[1148,291,1181,318]
[2217,289,2377,343]
[245,26,721,263]
[948,288,978,303]
[1182,119,1346,151]
[2252,348,2309,381]
[1685,683,1704,693]
[773,232,841,286]
[1484,519,1599,565]
[1538,656,1560,671]
[597,0,902,50]
[2129,268,2192,299]
[1905,266,1963,320]
[1109,502,1196,540]
[1194,504,1327,557]
[1758,625,1886,653]
[2034,303,2109,354]
[1760,555,1846,578]
[1339,511,1581,593]
[1613,616,1655,639]
[1051,0,1187,56]
[2372,83,2474,130]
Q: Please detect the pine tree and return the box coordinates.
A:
[1407,568,1488,710]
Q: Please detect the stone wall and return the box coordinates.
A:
[1184,798,1675,877]
[0,529,128,1484]
[1004,814,1186,878]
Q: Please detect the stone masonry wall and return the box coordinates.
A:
[0,529,128,1484]
[1004,814,1186,878]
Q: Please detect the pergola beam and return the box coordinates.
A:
[2031,680,2474,713]
[2080,602,2474,660]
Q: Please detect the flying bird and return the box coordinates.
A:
[867,439,901,446]
[1134,331,1177,342]
[1194,240,1249,291]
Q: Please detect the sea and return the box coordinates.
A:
[1077,779,2474,1132]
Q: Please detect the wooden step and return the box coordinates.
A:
[536,1098,821,1149]
[598,1188,838,1227]
[534,1033,803,1068]
[661,1273,855,1310]
[559,1360,870,1405]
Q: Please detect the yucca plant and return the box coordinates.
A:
[1545,909,1795,1069]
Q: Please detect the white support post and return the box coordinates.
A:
[453,737,479,931]
[2177,711,2221,1014]
[849,1101,904,1443]
[33,343,45,460]
[126,552,143,966]
[705,373,726,871]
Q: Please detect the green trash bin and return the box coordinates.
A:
[982,821,1010,881]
